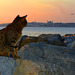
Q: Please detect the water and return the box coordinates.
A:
[0,27,75,36]
[22,27,75,36]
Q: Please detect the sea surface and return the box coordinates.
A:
[0,27,75,36]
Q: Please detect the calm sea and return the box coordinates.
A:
[0,27,75,36]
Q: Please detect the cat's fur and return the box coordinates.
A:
[0,15,27,59]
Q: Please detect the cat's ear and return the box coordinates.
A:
[22,15,27,18]
[15,15,20,19]
[14,15,20,20]
[13,15,20,23]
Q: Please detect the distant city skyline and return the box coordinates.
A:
[0,21,75,27]
[0,0,75,23]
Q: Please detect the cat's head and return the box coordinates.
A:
[13,15,27,27]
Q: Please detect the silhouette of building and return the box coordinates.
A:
[47,20,54,26]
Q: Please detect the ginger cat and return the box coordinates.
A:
[0,15,27,59]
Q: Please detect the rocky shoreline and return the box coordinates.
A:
[18,34,75,49]
[0,34,75,75]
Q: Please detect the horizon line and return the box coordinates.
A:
[0,21,75,24]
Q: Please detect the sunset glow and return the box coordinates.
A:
[0,0,75,23]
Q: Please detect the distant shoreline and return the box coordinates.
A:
[0,22,75,27]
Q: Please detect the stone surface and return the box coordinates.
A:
[18,35,28,49]
[18,42,75,75]
[18,34,66,49]
[0,34,75,75]
[71,41,75,49]
[18,36,48,49]
[67,40,75,49]
[64,34,75,37]
[63,34,75,46]
[14,59,75,75]
[14,60,40,75]
[38,34,66,46]
[0,57,16,75]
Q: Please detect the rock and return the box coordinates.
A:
[18,35,28,49]
[14,59,75,75]
[39,34,66,46]
[18,34,66,49]
[0,57,16,75]
[18,36,48,49]
[64,34,75,37]
[63,34,75,46]
[0,42,75,75]
[18,42,75,62]
[18,42,75,75]
[14,60,40,75]
[68,41,75,49]
[20,35,28,41]
[71,41,75,49]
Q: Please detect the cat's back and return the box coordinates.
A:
[0,28,6,34]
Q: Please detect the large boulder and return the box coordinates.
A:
[0,57,16,75]
[18,42,75,75]
[64,34,75,37]
[63,34,75,46]
[0,42,75,75]
[67,40,75,49]
[18,36,48,49]
[38,34,66,46]
[71,41,75,49]
[20,35,28,41]
[18,35,28,49]
[18,34,66,49]
[14,59,75,75]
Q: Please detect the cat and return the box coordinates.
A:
[0,15,27,59]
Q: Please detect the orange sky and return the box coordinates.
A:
[0,0,75,23]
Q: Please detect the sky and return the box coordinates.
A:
[0,0,75,23]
